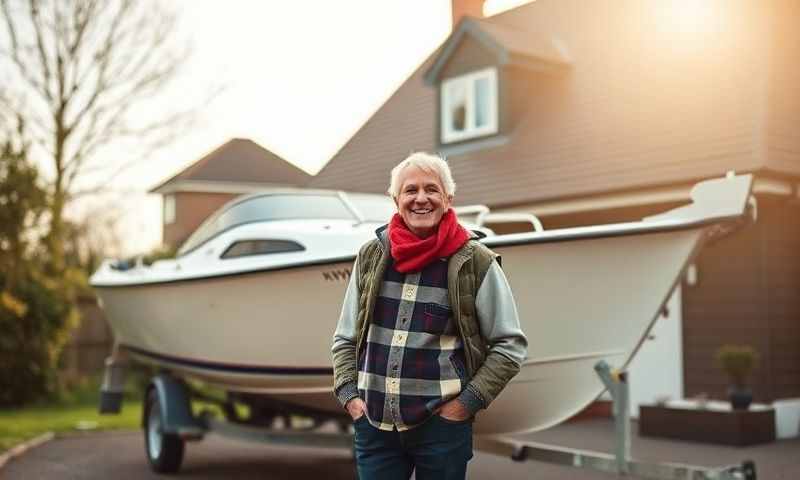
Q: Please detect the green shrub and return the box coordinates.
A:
[715,344,758,386]
[0,140,86,406]
[0,269,85,407]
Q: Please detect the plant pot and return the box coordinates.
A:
[728,386,753,410]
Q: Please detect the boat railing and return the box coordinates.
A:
[455,205,544,232]
[337,191,365,223]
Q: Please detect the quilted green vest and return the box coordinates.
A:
[350,238,510,406]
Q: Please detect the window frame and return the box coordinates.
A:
[440,67,499,144]
[163,194,176,225]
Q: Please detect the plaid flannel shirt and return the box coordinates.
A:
[357,256,468,431]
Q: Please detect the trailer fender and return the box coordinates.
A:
[144,374,205,438]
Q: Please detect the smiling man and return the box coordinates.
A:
[332,152,527,480]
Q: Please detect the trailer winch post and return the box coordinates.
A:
[594,360,630,475]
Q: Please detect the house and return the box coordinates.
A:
[148,0,799,408]
[307,0,800,405]
[150,138,311,248]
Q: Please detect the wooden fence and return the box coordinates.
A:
[60,294,114,382]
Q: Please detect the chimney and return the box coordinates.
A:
[451,0,484,28]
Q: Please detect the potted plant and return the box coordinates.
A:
[714,344,759,410]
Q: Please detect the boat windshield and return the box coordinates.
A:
[178,194,356,256]
[346,193,395,223]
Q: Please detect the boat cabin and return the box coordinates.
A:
[177,192,396,256]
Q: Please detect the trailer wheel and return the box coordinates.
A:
[144,389,185,473]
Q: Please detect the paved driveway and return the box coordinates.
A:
[4,419,799,479]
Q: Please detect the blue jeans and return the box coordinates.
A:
[353,414,473,480]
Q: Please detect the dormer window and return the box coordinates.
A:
[425,18,569,153]
[440,67,498,144]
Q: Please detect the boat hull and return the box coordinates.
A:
[478,228,701,434]
[96,227,703,435]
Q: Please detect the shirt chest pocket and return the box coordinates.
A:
[422,303,453,335]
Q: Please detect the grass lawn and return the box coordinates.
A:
[0,376,243,453]
[0,380,143,453]
[0,400,142,452]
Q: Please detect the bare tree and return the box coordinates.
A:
[63,193,131,273]
[0,0,192,270]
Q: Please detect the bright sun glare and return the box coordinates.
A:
[653,0,721,36]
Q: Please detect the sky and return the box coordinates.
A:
[78,0,533,255]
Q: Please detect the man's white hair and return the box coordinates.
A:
[387,152,456,199]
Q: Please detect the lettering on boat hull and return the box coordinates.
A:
[322,268,351,282]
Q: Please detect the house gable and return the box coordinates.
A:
[150,138,311,195]
[437,32,498,80]
[151,138,312,248]
[423,18,568,85]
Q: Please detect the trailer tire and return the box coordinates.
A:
[144,389,185,473]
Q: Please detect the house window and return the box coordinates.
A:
[440,67,498,143]
[220,239,305,259]
[163,194,176,225]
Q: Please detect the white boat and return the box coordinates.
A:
[90,174,753,435]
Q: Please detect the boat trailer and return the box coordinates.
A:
[100,352,757,478]
[476,361,756,480]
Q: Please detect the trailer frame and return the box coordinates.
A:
[99,353,759,478]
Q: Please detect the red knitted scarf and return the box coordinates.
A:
[389,209,469,273]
